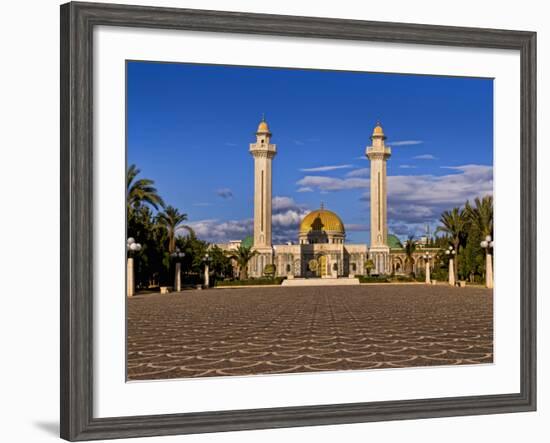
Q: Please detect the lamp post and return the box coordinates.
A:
[203,253,212,289]
[126,237,141,297]
[445,246,456,287]
[170,248,185,292]
[480,235,494,289]
[422,253,432,284]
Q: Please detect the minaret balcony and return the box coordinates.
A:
[366,146,391,159]
[250,143,277,157]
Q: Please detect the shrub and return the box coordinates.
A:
[215,277,285,287]
[393,275,415,282]
[358,275,390,283]
[263,263,276,278]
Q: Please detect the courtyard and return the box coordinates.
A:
[127,285,493,380]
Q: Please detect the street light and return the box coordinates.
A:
[480,235,494,289]
[127,237,142,297]
[445,245,456,287]
[170,248,186,292]
[203,253,212,288]
[422,253,432,284]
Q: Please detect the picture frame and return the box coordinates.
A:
[60,1,536,441]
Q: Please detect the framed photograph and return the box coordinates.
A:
[60,1,536,440]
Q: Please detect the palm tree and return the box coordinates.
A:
[227,245,258,280]
[404,236,416,276]
[127,164,165,213]
[466,195,494,286]
[364,259,375,276]
[465,195,493,238]
[436,207,468,277]
[156,205,194,254]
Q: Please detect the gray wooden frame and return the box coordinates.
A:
[60,1,536,441]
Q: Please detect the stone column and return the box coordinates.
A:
[425,260,431,284]
[204,263,210,289]
[486,252,494,289]
[127,257,135,297]
[174,262,181,292]
[448,257,456,286]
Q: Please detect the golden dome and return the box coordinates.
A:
[299,208,345,234]
[257,119,271,134]
[372,122,385,137]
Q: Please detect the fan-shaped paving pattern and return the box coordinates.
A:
[127,285,493,380]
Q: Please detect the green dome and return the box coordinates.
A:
[388,234,403,249]
[241,235,253,249]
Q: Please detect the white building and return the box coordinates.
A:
[221,119,436,279]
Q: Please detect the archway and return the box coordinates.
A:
[393,256,404,274]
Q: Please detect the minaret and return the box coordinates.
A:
[249,117,276,275]
[366,122,391,274]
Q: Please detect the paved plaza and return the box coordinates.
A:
[127,285,493,380]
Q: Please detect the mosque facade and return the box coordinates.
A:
[219,119,436,279]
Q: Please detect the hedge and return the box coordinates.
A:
[215,277,285,287]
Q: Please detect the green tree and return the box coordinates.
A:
[127,205,169,288]
[227,245,258,280]
[458,222,484,282]
[364,259,375,276]
[465,195,493,239]
[176,234,208,282]
[156,205,194,254]
[127,164,165,214]
[436,207,468,277]
[404,236,416,276]
[463,195,493,282]
[264,264,276,278]
[208,245,234,281]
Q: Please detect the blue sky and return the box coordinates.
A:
[127,61,493,245]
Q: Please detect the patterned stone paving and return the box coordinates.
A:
[127,285,493,380]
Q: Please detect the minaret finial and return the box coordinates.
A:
[262,112,265,122]
[320,202,324,210]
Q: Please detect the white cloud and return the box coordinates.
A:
[300,164,354,172]
[346,168,370,178]
[297,187,313,193]
[388,164,492,206]
[272,197,310,242]
[441,164,492,173]
[271,197,309,238]
[346,223,369,232]
[273,210,306,228]
[272,196,305,211]
[224,142,238,147]
[192,202,211,207]
[216,188,233,199]
[361,164,493,232]
[399,165,417,169]
[188,218,253,243]
[413,154,436,160]
[390,140,423,146]
[189,196,311,244]
[297,175,370,192]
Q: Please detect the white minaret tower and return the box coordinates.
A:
[366,122,391,274]
[249,117,276,276]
